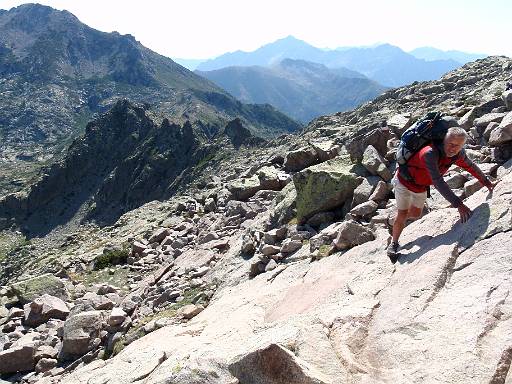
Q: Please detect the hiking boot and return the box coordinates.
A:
[387,241,400,263]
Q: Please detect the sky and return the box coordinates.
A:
[1,0,511,60]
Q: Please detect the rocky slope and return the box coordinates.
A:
[197,59,388,123]
[0,4,300,196]
[0,56,511,383]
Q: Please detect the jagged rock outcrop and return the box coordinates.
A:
[0,100,219,233]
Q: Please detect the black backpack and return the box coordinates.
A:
[396,111,447,182]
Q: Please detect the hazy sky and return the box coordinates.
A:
[1,0,511,59]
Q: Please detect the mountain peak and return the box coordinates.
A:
[265,35,313,49]
[6,2,79,23]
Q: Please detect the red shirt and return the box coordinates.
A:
[398,145,490,207]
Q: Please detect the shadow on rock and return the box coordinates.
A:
[399,201,491,264]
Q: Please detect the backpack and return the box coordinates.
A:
[396,111,447,182]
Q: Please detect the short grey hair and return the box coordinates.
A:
[445,127,468,142]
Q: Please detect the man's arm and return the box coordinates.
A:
[423,149,463,207]
[454,149,492,189]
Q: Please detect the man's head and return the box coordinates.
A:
[443,127,468,157]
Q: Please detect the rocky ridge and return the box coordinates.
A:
[0,56,511,383]
[0,4,300,197]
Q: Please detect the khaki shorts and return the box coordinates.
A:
[393,178,427,211]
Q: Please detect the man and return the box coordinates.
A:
[388,126,495,260]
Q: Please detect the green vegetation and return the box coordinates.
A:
[111,340,125,357]
[0,231,27,262]
[195,152,216,169]
[80,267,131,292]
[172,363,183,374]
[73,109,94,131]
[93,244,130,270]
[318,244,332,258]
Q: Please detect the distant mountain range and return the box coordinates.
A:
[0,4,300,196]
[195,36,481,87]
[408,47,487,64]
[197,59,388,123]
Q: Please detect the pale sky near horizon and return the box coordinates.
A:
[1,0,511,59]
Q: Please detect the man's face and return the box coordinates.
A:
[443,135,465,157]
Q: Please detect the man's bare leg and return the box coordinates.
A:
[392,206,423,244]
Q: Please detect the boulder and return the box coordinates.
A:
[483,121,500,141]
[197,232,219,245]
[387,113,412,136]
[459,107,484,130]
[179,304,204,320]
[264,227,288,245]
[265,260,278,272]
[497,157,512,179]
[35,345,59,360]
[249,258,267,277]
[204,197,217,213]
[229,343,331,384]
[225,200,254,218]
[241,235,256,255]
[81,292,115,311]
[351,176,380,207]
[23,294,69,327]
[489,111,512,146]
[332,221,375,250]
[369,180,389,202]
[7,307,24,320]
[0,345,36,374]
[10,274,69,304]
[35,357,58,373]
[269,182,297,227]
[362,145,392,181]
[284,147,318,172]
[306,212,335,228]
[444,173,468,189]
[503,89,512,110]
[108,308,127,327]
[257,166,286,190]
[280,239,303,254]
[350,200,379,218]
[132,241,148,256]
[148,228,170,244]
[293,155,360,222]
[60,311,103,360]
[190,266,210,278]
[310,141,340,162]
[261,245,280,256]
[227,175,261,201]
[309,233,332,252]
[472,112,506,128]
[346,127,390,162]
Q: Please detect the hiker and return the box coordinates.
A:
[388,126,495,258]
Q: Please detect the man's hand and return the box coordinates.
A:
[458,203,472,223]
